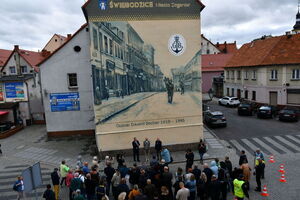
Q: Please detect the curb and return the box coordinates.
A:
[204,125,220,140]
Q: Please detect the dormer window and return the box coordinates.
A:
[9,66,16,74]
[21,66,27,74]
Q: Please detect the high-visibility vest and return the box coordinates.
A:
[255,159,265,166]
[233,179,245,198]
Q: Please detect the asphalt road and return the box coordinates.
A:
[206,100,300,140]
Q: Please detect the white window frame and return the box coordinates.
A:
[270,70,278,80]
[21,66,27,74]
[292,69,300,80]
[9,66,16,74]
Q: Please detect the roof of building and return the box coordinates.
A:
[216,42,238,54]
[0,49,12,67]
[201,34,219,50]
[37,23,88,66]
[42,34,68,51]
[1,46,50,72]
[202,53,233,72]
[0,74,34,81]
[226,33,300,68]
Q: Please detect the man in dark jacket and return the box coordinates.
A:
[208,175,221,200]
[161,166,173,199]
[203,163,213,198]
[43,184,55,200]
[185,149,194,172]
[192,165,201,183]
[117,178,130,197]
[132,137,140,162]
[155,138,162,161]
[144,179,156,200]
[104,163,115,196]
[85,173,96,200]
[239,150,248,166]
[51,168,60,200]
[254,158,265,192]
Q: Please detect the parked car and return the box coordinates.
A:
[218,96,240,107]
[279,107,300,122]
[257,106,277,118]
[238,103,254,116]
[204,111,227,127]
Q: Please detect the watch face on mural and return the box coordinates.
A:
[84,0,204,149]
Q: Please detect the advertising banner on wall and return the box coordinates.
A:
[0,84,4,102]
[5,82,25,100]
[83,0,204,152]
[50,92,80,112]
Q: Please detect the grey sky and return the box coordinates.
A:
[0,0,299,51]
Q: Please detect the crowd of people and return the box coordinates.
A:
[16,139,266,200]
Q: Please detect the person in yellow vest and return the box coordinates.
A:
[233,174,250,200]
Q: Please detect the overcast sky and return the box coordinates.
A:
[0,0,299,51]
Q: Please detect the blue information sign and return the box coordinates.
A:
[50,92,80,112]
[5,82,25,99]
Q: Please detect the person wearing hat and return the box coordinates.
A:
[74,189,85,200]
[233,174,250,200]
[50,168,60,200]
[254,157,265,192]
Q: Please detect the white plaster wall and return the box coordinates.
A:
[40,27,95,132]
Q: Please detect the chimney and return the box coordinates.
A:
[216,42,219,47]
[41,50,51,57]
[14,45,19,50]
[67,34,72,39]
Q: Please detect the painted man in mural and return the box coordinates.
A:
[164,77,174,104]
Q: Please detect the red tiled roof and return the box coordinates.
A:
[226,34,300,67]
[37,24,88,66]
[202,54,234,72]
[0,49,12,67]
[216,42,238,54]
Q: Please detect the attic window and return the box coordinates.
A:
[68,73,78,88]
[74,46,81,52]
[55,39,58,42]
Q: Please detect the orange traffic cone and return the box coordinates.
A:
[279,173,287,183]
[269,155,275,163]
[261,185,269,197]
[278,164,285,173]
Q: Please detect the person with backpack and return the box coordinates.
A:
[198,140,207,163]
[70,173,83,199]
[96,180,106,200]
[43,184,56,200]
[14,176,25,200]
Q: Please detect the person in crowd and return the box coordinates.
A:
[198,139,207,163]
[112,169,121,200]
[175,167,184,182]
[128,184,141,200]
[254,157,265,192]
[161,147,171,164]
[185,174,196,200]
[60,160,70,186]
[210,160,219,178]
[218,162,229,200]
[144,179,156,200]
[135,190,148,200]
[192,165,201,183]
[254,150,265,179]
[116,154,125,168]
[14,176,25,200]
[43,184,56,200]
[240,160,251,190]
[202,163,212,198]
[129,164,140,186]
[155,138,162,161]
[138,169,148,190]
[91,167,100,187]
[185,168,193,181]
[70,172,83,200]
[85,173,96,200]
[239,150,248,166]
[173,175,183,197]
[143,138,151,162]
[76,155,83,170]
[51,168,60,200]
[92,156,100,169]
[132,137,141,162]
[160,185,172,200]
[73,189,86,200]
[118,192,127,200]
[208,175,221,200]
[96,179,106,200]
[150,155,158,168]
[233,174,250,200]
[176,182,190,200]
[82,162,90,175]
[254,149,264,161]
[185,149,194,172]
[196,173,207,200]
[66,169,74,200]
[117,178,130,198]
[161,166,173,198]
[104,162,115,196]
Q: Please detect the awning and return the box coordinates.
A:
[0,111,9,116]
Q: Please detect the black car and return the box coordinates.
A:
[279,108,300,122]
[204,111,227,127]
[238,103,254,116]
[257,106,277,118]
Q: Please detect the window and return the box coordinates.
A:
[104,36,108,53]
[292,69,300,80]
[226,88,230,96]
[231,88,235,96]
[244,71,248,80]
[99,32,103,52]
[237,71,241,80]
[9,66,16,74]
[109,39,113,55]
[21,66,27,73]
[270,70,278,80]
[226,71,229,79]
[93,28,98,50]
[252,91,256,101]
[68,73,78,88]
[231,71,235,80]
[206,49,210,54]
[252,70,256,80]
[245,90,248,99]
[121,48,124,60]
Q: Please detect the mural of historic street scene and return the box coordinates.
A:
[90,20,201,133]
